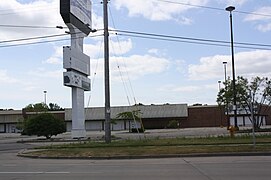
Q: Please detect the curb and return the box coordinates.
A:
[17,150,271,160]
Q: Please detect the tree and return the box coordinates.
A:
[24,113,66,139]
[48,103,64,111]
[24,103,63,112]
[217,76,271,129]
[115,110,145,132]
[24,103,48,112]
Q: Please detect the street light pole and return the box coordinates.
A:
[218,80,222,127]
[223,62,227,83]
[43,90,47,105]
[218,80,221,91]
[223,61,230,128]
[226,6,238,129]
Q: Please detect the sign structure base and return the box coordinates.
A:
[71,87,86,139]
[72,129,87,139]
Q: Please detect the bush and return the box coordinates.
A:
[130,128,145,133]
[24,113,66,139]
[166,120,180,129]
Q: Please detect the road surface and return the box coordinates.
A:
[1,132,271,180]
[1,151,271,180]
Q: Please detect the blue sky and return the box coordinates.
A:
[0,0,271,109]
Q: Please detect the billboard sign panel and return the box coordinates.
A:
[63,46,90,76]
[64,71,91,91]
[60,0,92,35]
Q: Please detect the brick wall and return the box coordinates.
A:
[181,106,227,128]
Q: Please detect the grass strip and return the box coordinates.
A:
[28,144,271,158]
[26,135,271,158]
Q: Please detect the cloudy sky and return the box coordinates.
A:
[0,0,271,109]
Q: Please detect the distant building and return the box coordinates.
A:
[1,104,271,133]
[65,104,188,131]
[0,110,23,133]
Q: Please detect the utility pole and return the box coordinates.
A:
[103,0,111,143]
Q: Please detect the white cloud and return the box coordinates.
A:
[245,7,271,21]
[148,48,168,57]
[188,55,228,80]
[0,0,104,42]
[28,68,63,79]
[84,38,132,58]
[175,59,187,74]
[188,50,271,80]
[43,46,62,65]
[0,0,64,40]
[0,70,18,84]
[159,84,201,93]
[224,0,248,6]
[175,16,193,25]
[110,38,133,55]
[148,48,159,55]
[114,0,208,21]
[257,23,271,32]
[90,54,170,81]
[111,55,170,80]
[245,6,271,32]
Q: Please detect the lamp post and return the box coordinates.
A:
[218,80,222,90]
[223,62,227,83]
[223,61,230,128]
[226,6,238,129]
[43,90,47,105]
[218,80,222,127]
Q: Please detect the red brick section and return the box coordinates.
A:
[260,105,271,125]
[181,106,227,128]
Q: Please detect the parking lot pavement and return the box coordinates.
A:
[1,126,271,144]
[1,127,229,143]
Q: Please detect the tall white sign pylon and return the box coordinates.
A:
[60,0,92,138]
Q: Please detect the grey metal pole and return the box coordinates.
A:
[218,80,221,90]
[103,0,111,143]
[226,6,238,129]
[223,62,227,83]
[223,62,230,128]
[250,90,256,147]
[43,91,47,105]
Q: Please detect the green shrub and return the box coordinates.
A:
[166,120,179,129]
[24,113,66,139]
[130,128,145,133]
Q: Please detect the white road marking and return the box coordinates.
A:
[0,172,70,174]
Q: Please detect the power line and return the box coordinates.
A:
[156,0,271,18]
[0,24,103,31]
[0,28,103,44]
[156,0,224,11]
[235,10,271,18]
[0,24,65,29]
[0,7,58,16]
[110,29,271,50]
[0,34,68,44]
[0,1,100,16]
[108,5,138,105]
[0,34,103,49]
[117,33,271,51]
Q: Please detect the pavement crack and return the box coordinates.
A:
[183,159,214,180]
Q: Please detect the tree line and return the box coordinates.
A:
[217,76,271,129]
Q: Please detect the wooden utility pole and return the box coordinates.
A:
[103,0,111,143]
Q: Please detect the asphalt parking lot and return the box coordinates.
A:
[0,127,230,143]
